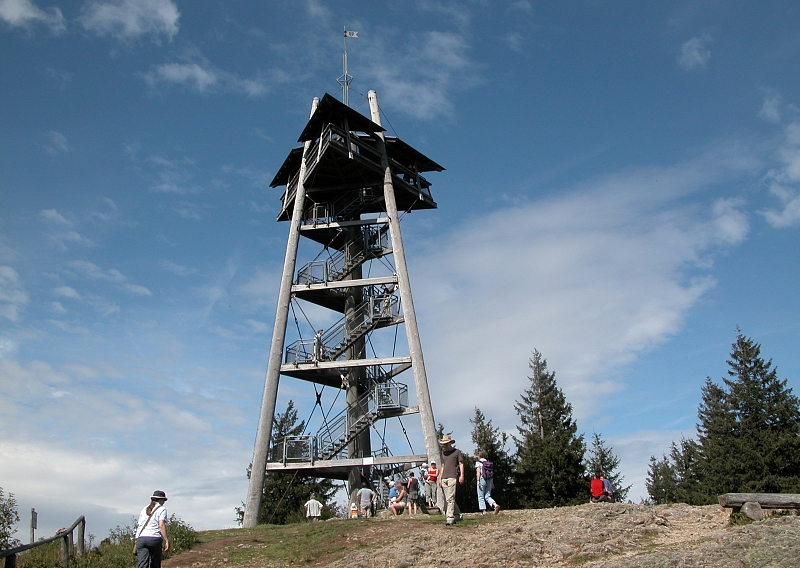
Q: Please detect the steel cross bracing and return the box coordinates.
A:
[243,92,444,526]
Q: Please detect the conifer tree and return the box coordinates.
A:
[513,350,586,508]
[699,330,800,493]
[586,432,631,502]
[237,401,337,524]
[470,407,517,508]
[646,330,800,504]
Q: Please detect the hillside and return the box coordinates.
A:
[164,503,800,567]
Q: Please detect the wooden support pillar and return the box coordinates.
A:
[367,90,440,467]
[243,97,320,528]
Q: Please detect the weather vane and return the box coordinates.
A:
[338,27,358,106]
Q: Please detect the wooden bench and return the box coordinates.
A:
[718,493,800,517]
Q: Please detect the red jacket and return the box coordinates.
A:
[591,478,605,497]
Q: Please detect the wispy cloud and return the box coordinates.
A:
[678,35,712,71]
[43,130,69,154]
[40,208,72,226]
[0,0,65,34]
[54,285,80,299]
[761,121,800,228]
[66,260,152,296]
[417,145,754,433]
[172,201,205,220]
[148,155,201,194]
[144,59,271,98]
[160,260,197,276]
[0,266,29,322]
[364,30,474,120]
[79,0,179,43]
[221,165,271,189]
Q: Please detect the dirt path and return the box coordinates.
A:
[164,503,800,568]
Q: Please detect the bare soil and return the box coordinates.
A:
[163,503,800,568]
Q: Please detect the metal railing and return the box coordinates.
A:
[284,290,401,365]
[271,382,408,462]
[1,516,85,568]
[296,226,390,286]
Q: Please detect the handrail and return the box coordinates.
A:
[1,516,85,568]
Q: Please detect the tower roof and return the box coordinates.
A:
[297,93,384,142]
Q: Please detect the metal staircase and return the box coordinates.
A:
[296,224,390,286]
[285,292,401,365]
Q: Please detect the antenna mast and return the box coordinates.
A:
[338,27,357,106]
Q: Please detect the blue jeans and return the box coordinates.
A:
[136,537,163,568]
[477,478,497,511]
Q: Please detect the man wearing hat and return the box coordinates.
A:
[437,434,464,526]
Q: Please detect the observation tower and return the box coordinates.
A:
[242,89,444,527]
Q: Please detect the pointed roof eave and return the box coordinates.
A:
[297,93,385,142]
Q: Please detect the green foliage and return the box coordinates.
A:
[17,516,197,568]
[728,512,753,526]
[0,487,21,549]
[470,407,517,508]
[513,350,586,508]
[586,432,631,502]
[647,330,800,505]
[236,400,338,525]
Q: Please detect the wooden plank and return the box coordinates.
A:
[718,493,800,509]
[281,356,412,373]
[292,275,398,293]
[300,217,389,231]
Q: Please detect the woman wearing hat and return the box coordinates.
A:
[134,490,170,568]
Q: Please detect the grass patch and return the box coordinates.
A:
[729,512,754,526]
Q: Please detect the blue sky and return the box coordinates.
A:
[2,0,800,541]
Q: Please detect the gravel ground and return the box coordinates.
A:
[325,503,800,568]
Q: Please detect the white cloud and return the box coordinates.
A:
[146,155,200,194]
[172,201,205,220]
[0,265,28,322]
[416,149,752,435]
[221,165,272,189]
[160,260,197,276]
[678,35,712,71]
[759,89,783,124]
[0,0,65,34]
[40,208,72,226]
[54,286,80,299]
[66,260,151,296]
[43,130,69,154]
[144,60,270,98]
[761,119,800,228]
[79,0,179,42]
[363,30,474,120]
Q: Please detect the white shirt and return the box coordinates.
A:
[305,499,323,517]
[136,505,167,538]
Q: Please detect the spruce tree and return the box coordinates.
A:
[699,330,800,493]
[470,407,517,508]
[645,454,677,505]
[513,350,586,508]
[586,432,631,502]
[237,401,337,524]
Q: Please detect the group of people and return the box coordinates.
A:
[590,473,616,503]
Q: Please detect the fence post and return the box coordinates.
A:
[60,535,69,568]
[77,519,85,556]
[5,554,16,568]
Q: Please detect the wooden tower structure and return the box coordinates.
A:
[242,90,443,526]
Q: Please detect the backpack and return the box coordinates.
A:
[481,460,494,480]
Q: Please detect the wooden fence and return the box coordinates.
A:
[0,516,85,568]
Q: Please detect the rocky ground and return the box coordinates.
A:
[165,503,800,568]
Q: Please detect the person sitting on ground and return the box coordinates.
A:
[389,483,407,516]
[406,472,420,516]
[600,475,615,503]
[356,481,376,518]
[590,473,610,503]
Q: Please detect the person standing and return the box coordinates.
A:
[437,434,464,526]
[356,481,376,518]
[406,472,420,516]
[312,330,324,363]
[134,490,169,568]
[424,461,438,507]
[475,450,501,515]
[304,494,323,520]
